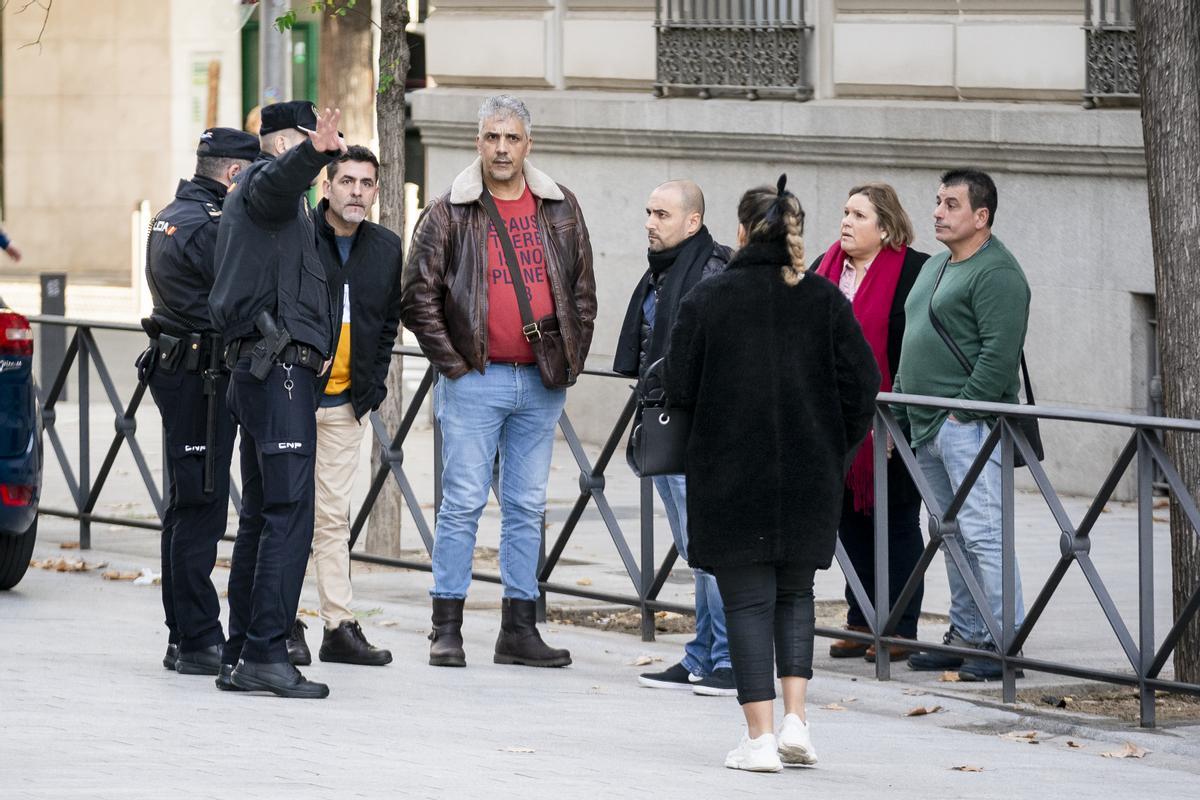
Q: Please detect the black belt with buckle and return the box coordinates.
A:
[228,338,323,372]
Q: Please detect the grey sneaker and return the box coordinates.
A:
[693,667,738,697]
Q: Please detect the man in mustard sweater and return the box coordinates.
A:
[285,146,404,667]
[893,169,1029,682]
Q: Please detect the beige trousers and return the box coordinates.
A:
[313,402,365,629]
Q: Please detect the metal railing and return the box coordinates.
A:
[29,315,1200,727]
[653,0,812,101]
[1083,0,1140,107]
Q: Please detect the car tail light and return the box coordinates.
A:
[0,485,34,506]
[0,311,33,356]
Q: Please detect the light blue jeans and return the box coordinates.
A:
[653,474,731,676]
[916,417,1025,646]
[430,365,566,601]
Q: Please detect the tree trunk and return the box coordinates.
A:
[319,0,376,147]
[364,0,412,558]
[1135,2,1200,684]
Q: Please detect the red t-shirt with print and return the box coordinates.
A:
[486,187,556,363]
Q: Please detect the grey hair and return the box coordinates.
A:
[477,94,532,135]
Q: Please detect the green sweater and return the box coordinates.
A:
[892,235,1030,449]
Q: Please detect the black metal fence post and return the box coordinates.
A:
[39,273,67,400]
[1136,429,1156,727]
[76,327,90,550]
[640,476,656,642]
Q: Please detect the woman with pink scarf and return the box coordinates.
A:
[815,183,929,662]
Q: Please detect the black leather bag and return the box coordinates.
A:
[626,358,690,477]
[479,189,576,389]
[927,259,1044,467]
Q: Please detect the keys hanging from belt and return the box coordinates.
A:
[281,362,294,401]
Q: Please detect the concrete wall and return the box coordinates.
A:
[1,0,245,285]
[413,88,1152,496]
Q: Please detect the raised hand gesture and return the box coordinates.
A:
[301,107,347,155]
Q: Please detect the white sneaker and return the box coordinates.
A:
[724,732,783,773]
[777,713,818,766]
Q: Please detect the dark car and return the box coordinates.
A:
[0,299,41,589]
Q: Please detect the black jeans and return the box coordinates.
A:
[838,493,924,638]
[712,562,817,705]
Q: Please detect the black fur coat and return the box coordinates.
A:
[665,240,881,572]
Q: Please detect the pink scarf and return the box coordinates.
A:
[817,241,906,513]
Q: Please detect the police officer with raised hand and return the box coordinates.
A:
[143,127,258,677]
[209,101,346,699]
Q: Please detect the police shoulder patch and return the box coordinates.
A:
[203,202,222,219]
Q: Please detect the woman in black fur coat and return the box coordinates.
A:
[666,176,880,773]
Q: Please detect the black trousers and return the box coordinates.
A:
[222,359,318,665]
[147,366,235,653]
[838,493,924,638]
[712,562,817,705]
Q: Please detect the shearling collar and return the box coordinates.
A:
[449,157,565,204]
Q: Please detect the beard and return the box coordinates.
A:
[340,204,367,225]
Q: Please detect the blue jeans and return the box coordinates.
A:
[653,474,731,675]
[431,365,566,601]
[916,417,1025,646]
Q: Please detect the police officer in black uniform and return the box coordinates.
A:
[209,101,345,699]
[142,127,259,677]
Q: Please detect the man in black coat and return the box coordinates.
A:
[284,145,402,668]
[614,180,736,696]
[143,127,258,676]
[209,101,345,699]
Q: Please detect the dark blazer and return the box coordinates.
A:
[810,246,929,509]
[666,240,881,572]
[313,199,404,419]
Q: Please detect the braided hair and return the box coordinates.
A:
[736,174,807,286]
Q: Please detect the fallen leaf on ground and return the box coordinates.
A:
[376,620,399,627]
[822,703,849,711]
[214,558,232,569]
[629,655,660,666]
[939,671,961,683]
[907,705,943,717]
[355,607,383,618]
[951,765,984,772]
[902,688,927,696]
[101,570,141,581]
[132,568,161,585]
[1067,741,1084,749]
[59,542,80,550]
[840,697,858,703]
[1101,742,1149,759]
[298,607,320,617]
[1000,731,1041,744]
[575,577,593,586]
[501,746,536,753]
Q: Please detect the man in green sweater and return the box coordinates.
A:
[892,168,1029,682]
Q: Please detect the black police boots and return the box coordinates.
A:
[319,620,393,666]
[494,598,571,668]
[163,643,179,671]
[176,644,222,676]
[230,659,329,699]
[287,618,313,666]
[215,664,248,692]
[428,598,466,667]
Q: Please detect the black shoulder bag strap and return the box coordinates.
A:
[479,187,540,342]
[927,258,1035,404]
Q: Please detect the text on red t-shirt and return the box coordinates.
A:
[486,187,555,363]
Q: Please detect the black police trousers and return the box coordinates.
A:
[147,366,235,653]
[222,358,318,665]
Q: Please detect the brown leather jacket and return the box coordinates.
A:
[400,158,596,379]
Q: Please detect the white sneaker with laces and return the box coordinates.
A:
[724,732,782,773]
[777,713,818,765]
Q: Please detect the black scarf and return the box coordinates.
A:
[613,226,716,378]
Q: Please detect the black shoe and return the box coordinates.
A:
[287,618,312,666]
[319,620,393,666]
[215,664,248,692]
[176,644,222,676]
[908,627,970,672]
[429,597,466,667]
[163,643,179,671]
[494,598,571,668]
[957,645,1026,682]
[638,661,697,690]
[230,659,330,699]
[692,667,738,697]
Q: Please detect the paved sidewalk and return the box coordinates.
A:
[4,525,1199,799]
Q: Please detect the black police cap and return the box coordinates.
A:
[196,127,260,161]
[259,101,319,135]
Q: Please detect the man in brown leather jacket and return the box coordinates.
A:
[401,94,595,669]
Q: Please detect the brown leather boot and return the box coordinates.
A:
[493,598,571,668]
[828,625,870,658]
[429,598,466,667]
[865,637,917,663]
